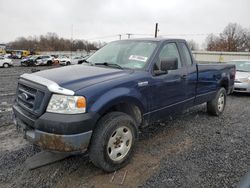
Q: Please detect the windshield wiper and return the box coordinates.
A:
[81,59,91,64]
[94,62,123,69]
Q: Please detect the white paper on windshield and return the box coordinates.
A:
[129,55,148,62]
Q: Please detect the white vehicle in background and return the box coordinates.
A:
[75,55,91,64]
[70,55,90,65]
[4,53,12,58]
[226,60,250,93]
[0,56,13,68]
[35,55,54,66]
[55,55,71,66]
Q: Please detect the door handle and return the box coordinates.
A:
[181,75,187,80]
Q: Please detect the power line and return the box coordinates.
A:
[159,33,220,36]
[86,34,121,40]
[85,32,218,41]
[131,33,154,36]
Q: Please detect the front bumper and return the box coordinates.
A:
[13,104,98,153]
[59,62,66,65]
[234,82,250,93]
[25,129,92,153]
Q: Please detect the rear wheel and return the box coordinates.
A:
[207,87,226,116]
[89,112,138,172]
[3,63,9,68]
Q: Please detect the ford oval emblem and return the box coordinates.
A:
[21,93,29,100]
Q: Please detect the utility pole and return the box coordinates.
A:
[118,34,122,40]
[154,23,158,38]
[126,33,132,39]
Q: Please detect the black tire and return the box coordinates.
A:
[207,87,227,116]
[66,62,70,66]
[3,63,9,68]
[89,112,138,172]
[47,61,52,66]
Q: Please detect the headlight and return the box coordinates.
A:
[47,94,86,114]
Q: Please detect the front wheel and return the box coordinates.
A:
[3,63,9,68]
[207,87,227,116]
[89,112,138,172]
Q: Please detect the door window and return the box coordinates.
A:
[180,43,193,65]
[154,43,181,71]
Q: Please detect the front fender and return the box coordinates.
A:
[89,87,146,116]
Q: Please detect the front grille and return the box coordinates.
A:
[16,80,49,116]
[17,84,37,109]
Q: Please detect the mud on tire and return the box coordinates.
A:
[89,112,138,172]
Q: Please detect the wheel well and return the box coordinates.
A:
[102,103,142,125]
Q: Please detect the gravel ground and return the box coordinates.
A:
[0,64,60,126]
[142,93,250,188]
[0,65,249,188]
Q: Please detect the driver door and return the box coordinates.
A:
[148,42,187,121]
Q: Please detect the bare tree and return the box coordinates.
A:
[8,33,99,52]
[187,40,199,51]
[206,23,250,52]
[206,34,220,51]
[246,29,250,52]
[220,23,248,51]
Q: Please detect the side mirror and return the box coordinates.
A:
[160,57,178,72]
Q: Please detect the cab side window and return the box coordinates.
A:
[180,43,193,66]
[154,43,181,71]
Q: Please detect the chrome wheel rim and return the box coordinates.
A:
[107,126,133,162]
[3,64,8,68]
[218,93,225,112]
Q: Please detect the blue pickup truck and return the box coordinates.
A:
[13,38,235,172]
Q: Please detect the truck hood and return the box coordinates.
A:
[33,65,132,91]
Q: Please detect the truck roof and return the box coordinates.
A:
[117,38,187,43]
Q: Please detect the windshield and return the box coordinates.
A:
[87,40,157,69]
[227,61,250,72]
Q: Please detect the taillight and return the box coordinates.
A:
[232,67,236,80]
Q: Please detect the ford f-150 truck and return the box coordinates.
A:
[13,38,235,172]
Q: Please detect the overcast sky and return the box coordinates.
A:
[0,0,249,46]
